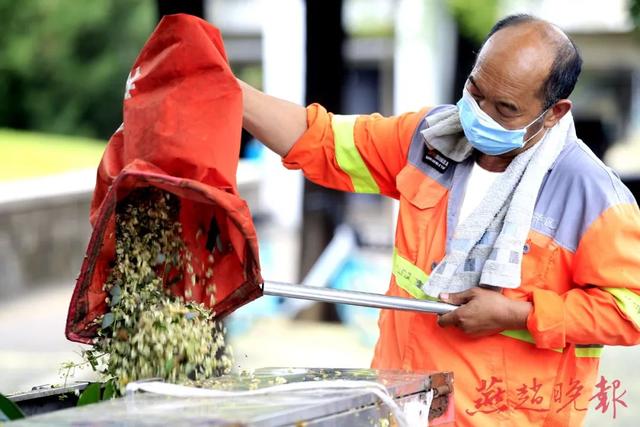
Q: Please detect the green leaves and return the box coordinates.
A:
[76,383,101,406]
[84,189,231,395]
[164,357,175,375]
[102,380,116,401]
[632,0,640,32]
[101,312,115,329]
[0,393,25,421]
[0,0,155,138]
[76,380,117,407]
[110,285,122,307]
[1,383,119,421]
[445,0,499,43]
[83,349,101,372]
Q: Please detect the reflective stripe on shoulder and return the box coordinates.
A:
[391,249,439,301]
[500,330,603,357]
[332,114,380,194]
[603,287,640,329]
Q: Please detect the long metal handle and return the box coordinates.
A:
[262,281,458,315]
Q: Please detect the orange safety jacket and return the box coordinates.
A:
[282,104,640,426]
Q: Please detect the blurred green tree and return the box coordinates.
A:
[631,0,640,31]
[0,0,154,139]
[445,0,499,107]
[446,0,499,43]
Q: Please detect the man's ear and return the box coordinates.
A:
[544,99,572,128]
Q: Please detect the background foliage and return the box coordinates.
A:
[632,0,640,31]
[1,0,639,141]
[0,0,155,139]
[446,0,499,43]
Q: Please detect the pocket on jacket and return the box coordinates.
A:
[396,165,447,209]
[521,233,560,291]
[395,165,448,260]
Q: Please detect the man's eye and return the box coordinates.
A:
[496,104,518,117]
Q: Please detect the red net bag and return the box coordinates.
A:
[66,14,262,344]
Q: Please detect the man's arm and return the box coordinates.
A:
[238,79,307,157]
[438,203,640,347]
[239,79,428,198]
[527,203,640,348]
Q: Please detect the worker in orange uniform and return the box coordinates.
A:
[239,14,640,426]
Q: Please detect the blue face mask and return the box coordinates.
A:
[457,88,548,156]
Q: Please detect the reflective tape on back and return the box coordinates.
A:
[604,287,640,329]
[332,114,380,194]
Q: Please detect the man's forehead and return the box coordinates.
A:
[472,25,555,101]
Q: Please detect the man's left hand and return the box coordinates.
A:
[437,287,532,337]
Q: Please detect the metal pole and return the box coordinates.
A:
[262,281,458,315]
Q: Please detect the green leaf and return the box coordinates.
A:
[109,292,122,306]
[102,379,116,400]
[164,357,174,374]
[109,285,122,297]
[101,312,114,329]
[0,393,25,420]
[77,383,101,406]
[84,350,99,371]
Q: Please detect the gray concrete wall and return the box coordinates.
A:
[0,195,92,296]
[0,171,94,300]
[0,164,262,301]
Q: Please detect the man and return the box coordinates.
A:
[239,14,640,426]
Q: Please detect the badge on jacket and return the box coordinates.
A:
[424,147,451,173]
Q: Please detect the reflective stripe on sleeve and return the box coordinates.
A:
[391,249,439,301]
[332,114,380,194]
[500,330,602,357]
[500,329,563,353]
[603,287,640,329]
[390,249,605,358]
[574,345,604,358]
